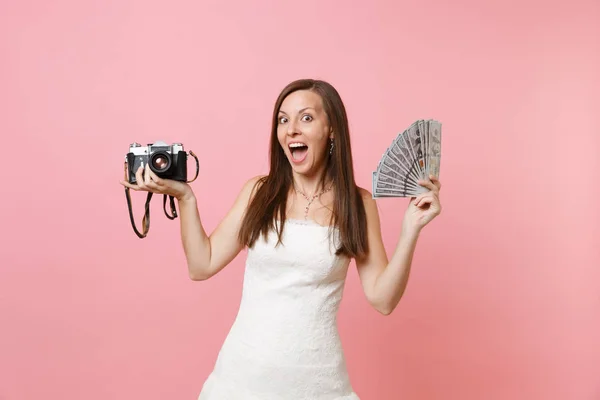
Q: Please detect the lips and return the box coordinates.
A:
[288,142,309,163]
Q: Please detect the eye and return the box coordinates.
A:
[301,114,313,122]
[278,116,288,124]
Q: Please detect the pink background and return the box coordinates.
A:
[1,0,598,399]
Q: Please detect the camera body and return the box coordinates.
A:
[126,141,187,184]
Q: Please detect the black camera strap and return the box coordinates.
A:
[163,194,177,220]
[125,150,199,239]
[125,188,153,238]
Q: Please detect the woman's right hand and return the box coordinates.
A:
[120,163,194,202]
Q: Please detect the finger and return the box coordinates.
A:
[144,180,161,192]
[417,180,435,192]
[415,192,437,207]
[120,181,140,191]
[144,163,151,186]
[429,174,442,191]
[146,167,164,186]
[415,193,437,207]
[415,196,433,208]
[135,164,145,188]
[418,179,438,194]
[412,192,427,204]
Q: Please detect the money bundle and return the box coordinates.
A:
[372,119,442,198]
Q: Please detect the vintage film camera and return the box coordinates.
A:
[123,141,199,238]
[126,141,188,183]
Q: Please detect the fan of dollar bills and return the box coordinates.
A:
[372,119,442,198]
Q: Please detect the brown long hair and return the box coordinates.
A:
[238,79,368,259]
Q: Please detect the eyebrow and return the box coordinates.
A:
[278,107,315,115]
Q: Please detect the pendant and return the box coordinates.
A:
[295,185,332,220]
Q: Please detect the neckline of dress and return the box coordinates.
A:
[284,218,337,229]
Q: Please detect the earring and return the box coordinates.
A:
[329,138,334,155]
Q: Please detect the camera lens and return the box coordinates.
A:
[153,156,168,169]
[150,151,171,173]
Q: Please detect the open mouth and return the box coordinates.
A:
[289,143,309,162]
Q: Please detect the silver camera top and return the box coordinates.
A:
[128,141,185,156]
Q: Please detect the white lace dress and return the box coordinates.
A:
[198,219,360,400]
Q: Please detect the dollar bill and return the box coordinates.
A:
[373,157,423,198]
[378,167,423,193]
[378,162,416,187]
[372,119,442,198]
[373,188,411,197]
[372,171,376,195]
[400,131,424,178]
[428,120,442,178]
[403,122,425,180]
[417,120,427,179]
[383,145,421,185]
[374,181,419,197]
[373,168,424,197]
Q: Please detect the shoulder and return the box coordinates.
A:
[244,174,267,190]
[240,175,267,202]
[357,186,376,207]
[356,186,379,220]
[224,175,268,224]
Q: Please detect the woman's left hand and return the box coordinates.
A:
[403,175,442,232]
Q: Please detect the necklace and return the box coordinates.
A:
[294,184,333,220]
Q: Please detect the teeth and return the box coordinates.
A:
[289,143,307,148]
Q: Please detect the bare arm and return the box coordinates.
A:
[355,177,441,315]
[180,175,263,280]
[120,164,264,281]
[355,189,417,315]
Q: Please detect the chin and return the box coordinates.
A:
[291,160,321,178]
[289,161,310,174]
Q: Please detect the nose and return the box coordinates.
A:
[286,119,300,136]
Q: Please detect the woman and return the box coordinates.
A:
[120,79,442,399]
